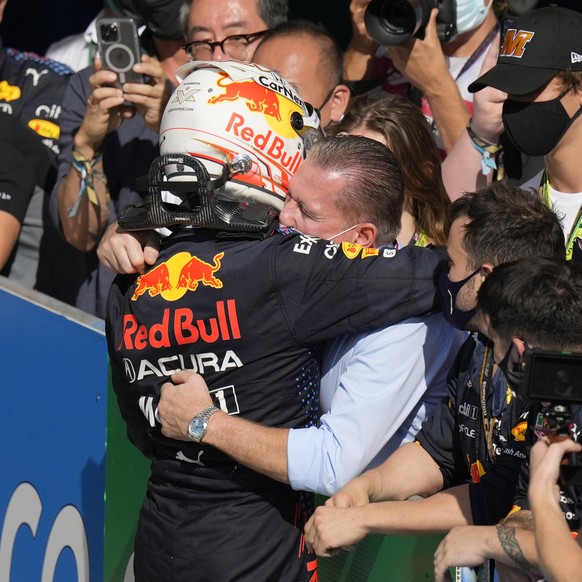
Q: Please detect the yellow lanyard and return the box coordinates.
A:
[414,231,430,248]
[540,171,582,260]
[479,344,497,463]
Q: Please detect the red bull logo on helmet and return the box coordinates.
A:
[209,72,305,121]
[209,72,283,121]
[132,252,224,302]
[208,68,305,176]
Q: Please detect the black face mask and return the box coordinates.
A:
[502,88,582,157]
[437,263,480,331]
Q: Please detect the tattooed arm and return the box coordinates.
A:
[493,511,542,577]
[433,513,542,581]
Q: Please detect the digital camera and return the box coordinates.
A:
[364,0,456,46]
[517,349,582,486]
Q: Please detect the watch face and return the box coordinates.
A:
[188,417,206,442]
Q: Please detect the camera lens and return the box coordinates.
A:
[365,0,427,45]
[100,23,119,43]
[380,0,416,30]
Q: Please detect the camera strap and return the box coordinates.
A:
[453,23,499,84]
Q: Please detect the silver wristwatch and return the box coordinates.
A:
[187,405,220,443]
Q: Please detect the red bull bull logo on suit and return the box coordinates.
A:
[131,252,224,301]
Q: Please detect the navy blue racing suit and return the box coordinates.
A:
[106,227,443,581]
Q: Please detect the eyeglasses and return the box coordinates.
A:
[183,30,268,61]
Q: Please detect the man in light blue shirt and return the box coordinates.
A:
[288,316,463,495]
[151,135,464,494]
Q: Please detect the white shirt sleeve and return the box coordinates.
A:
[287,315,464,495]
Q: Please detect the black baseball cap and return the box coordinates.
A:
[469,7,582,95]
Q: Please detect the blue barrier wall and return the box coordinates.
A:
[0,278,108,582]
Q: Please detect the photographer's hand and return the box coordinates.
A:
[121,55,172,134]
[388,9,469,151]
[528,437,582,582]
[529,436,581,507]
[80,57,135,150]
[344,0,378,81]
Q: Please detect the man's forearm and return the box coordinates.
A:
[365,486,473,535]
[441,129,490,201]
[479,511,541,575]
[57,129,110,251]
[531,495,582,581]
[343,39,377,81]
[203,412,290,483]
[424,77,471,153]
[368,442,444,501]
[57,170,109,251]
[0,212,21,269]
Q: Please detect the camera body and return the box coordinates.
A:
[96,17,144,85]
[364,0,456,46]
[518,349,582,486]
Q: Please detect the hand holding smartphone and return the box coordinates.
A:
[96,17,145,86]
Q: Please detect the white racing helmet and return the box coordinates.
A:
[119,60,322,233]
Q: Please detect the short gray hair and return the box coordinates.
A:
[257,0,288,28]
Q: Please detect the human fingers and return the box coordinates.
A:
[97,222,148,274]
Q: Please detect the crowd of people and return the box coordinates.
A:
[3,0,582,580]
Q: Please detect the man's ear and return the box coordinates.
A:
[329,84,351,123]
[481,262,495,277]
[512,337,528,357]
[354,223,377,248]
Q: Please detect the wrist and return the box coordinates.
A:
[187,405,221,444]
[73,131,103,161]
[528,486,559,510]
[347,35,378,55]
[418,69,457,99]
[357,504,376,535]
[366,470,386,502]
[467,118,503,177]
[468,118,501,147]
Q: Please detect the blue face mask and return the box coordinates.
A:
[437,263,481,330]
[455,0,492,35]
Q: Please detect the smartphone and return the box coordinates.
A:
[96,17,144,86]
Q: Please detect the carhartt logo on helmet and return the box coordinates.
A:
[499,30,534,59]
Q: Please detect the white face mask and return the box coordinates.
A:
[328,223,360,243]
[455,0,493,35]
